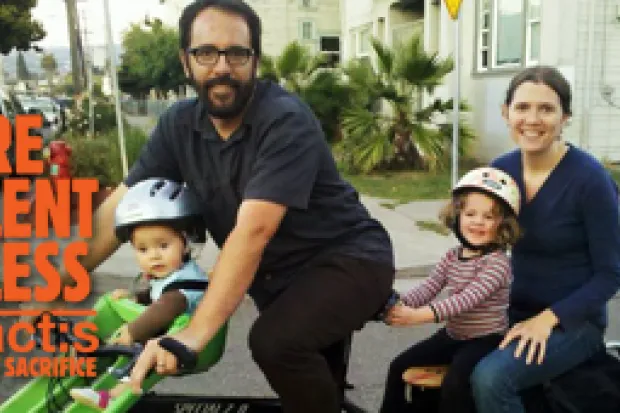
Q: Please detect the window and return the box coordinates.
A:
[301,0,312,7]
[320,36,340,67]
[526,0,541,64]
[476,0,541,71]
[320,36,340,53]
[358,24,372,55]
[300,21,314,40]
[478,0,491,69]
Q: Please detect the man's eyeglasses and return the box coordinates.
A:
[187,45,254,67]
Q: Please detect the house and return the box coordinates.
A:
[342,0,620,162]
[158,0,620,162]
[160,0,342,63]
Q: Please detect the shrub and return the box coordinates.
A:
[66,98,127,136]
[64,125,149,187]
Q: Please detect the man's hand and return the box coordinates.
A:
[128,328,201,395]
[499,309,559,365]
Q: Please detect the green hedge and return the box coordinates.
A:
[64,125,149,187]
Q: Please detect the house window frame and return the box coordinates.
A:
[525,0,541,65]
[476,0,541,73]
[357,23,373,57]
[299,20,316,41]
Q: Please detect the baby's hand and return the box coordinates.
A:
[108,324,133,346]
[111,289,130,300]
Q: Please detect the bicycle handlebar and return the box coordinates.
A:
[30,312,198,380]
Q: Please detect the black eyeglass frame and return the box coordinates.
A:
[186,45,255,67]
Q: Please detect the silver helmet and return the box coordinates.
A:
[115,178,206,243]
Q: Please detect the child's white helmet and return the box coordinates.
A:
[453,167,521,216]
[115,178,206,243]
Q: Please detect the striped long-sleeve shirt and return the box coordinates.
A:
[401,247,512,340]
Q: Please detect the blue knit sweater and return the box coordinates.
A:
[491,144,620,330]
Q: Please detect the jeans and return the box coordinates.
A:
[248,253,394,413]
[379,328,503,413]
[471,321,604,413]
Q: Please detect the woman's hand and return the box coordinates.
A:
[385,304,434,327]
[499,309,559,365]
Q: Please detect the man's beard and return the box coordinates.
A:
[189,70,256,120]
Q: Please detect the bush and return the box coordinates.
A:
[66,98,127,136]
[64,125,149,187]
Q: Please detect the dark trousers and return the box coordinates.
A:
[248,253,394,413]
[379,328,503,413]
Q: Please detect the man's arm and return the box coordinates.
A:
[181,199,286,351]
[60,184,129,287]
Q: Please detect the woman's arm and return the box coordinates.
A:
[551,169,620,329]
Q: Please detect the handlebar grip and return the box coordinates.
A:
[107,343,144,379]
[158,337,198,371]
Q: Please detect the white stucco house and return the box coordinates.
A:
[341,0,620,162]
[160,0,342,63]
[156,0,620,161]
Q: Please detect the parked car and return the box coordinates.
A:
[0,88,48,180]
[18,96,61,138]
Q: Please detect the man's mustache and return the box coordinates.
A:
[204,76,241,90]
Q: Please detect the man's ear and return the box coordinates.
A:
[179,50,190,77]
[501,104,509,121]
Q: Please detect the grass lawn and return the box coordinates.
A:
[344,166,620,205]
[609,167,620,186]
[343,170,452,205]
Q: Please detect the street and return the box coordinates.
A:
[0,189,619,410]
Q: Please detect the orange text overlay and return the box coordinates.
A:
[0,315,100,377]
[1,114,99,304]
[1,114,101,377]
[4,357,97,378]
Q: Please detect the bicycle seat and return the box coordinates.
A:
[403,365,449,389]
[90,293,228,376]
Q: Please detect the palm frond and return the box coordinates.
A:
[277,41,312,80]
[370,37,395,78]
[353,134,393,173]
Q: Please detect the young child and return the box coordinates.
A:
[379,167,521,413]
[70,178,209,410]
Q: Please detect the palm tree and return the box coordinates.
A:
[259,41,352,142]
[340,35,475,173]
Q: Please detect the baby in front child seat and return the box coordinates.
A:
[70,178,209,410]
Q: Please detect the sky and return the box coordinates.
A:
[32,0,170,48]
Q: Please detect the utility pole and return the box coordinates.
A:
[0,54,4,88]
[65,0,83,95]
[103,0,128,177]
[80,8,95,138]
[443,0,463,188]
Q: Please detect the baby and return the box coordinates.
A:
[70,178,209,410]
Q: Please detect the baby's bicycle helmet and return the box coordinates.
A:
[115,178,206,243]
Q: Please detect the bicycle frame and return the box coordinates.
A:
[129,393,368,413]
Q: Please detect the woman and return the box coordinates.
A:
[471,66,620,413]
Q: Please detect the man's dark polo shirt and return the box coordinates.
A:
[125,80,394,304]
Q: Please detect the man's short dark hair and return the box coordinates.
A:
[179,0,262,58]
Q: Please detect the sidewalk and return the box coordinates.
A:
[93,196,455,280]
